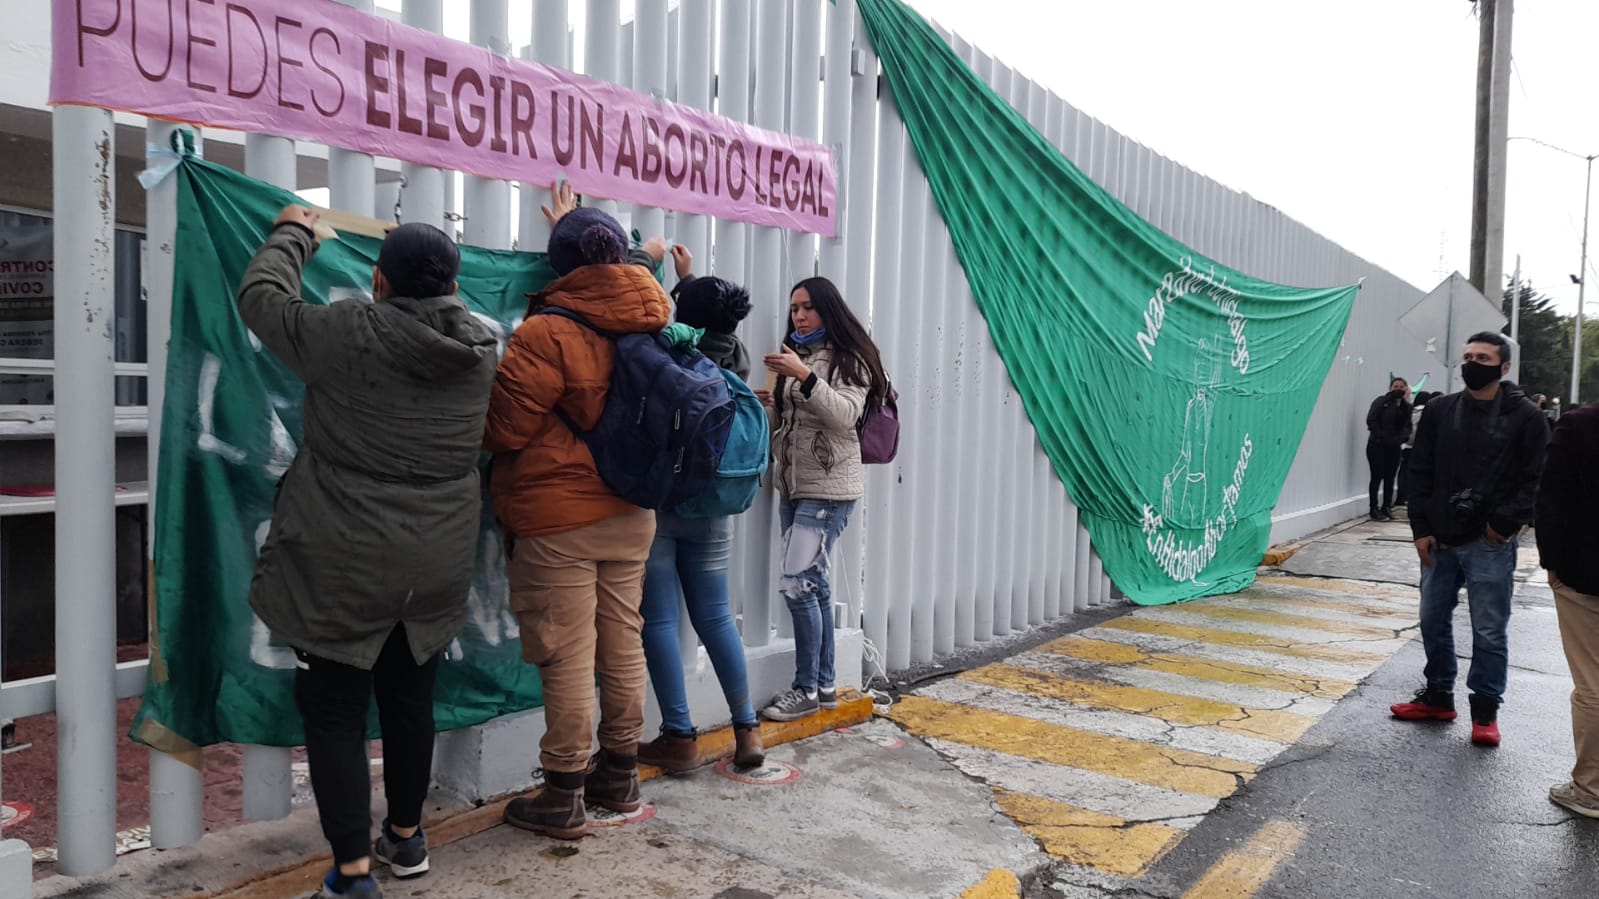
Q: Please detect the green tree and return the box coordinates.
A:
[1501,284,1571,401]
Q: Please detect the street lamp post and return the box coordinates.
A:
[1571,154,1593,405]
[1508,137,1595,406]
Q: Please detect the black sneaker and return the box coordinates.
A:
[373,820,429,879]
[817,687,839,709]
[762,688,820,722]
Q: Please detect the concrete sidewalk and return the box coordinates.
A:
[34,516,1588,899]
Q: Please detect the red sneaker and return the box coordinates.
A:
[1390,688,1458,721]
[1472,721,1501,746]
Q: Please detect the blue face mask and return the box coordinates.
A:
[790,326,828,347]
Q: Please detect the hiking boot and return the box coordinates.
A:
[372,820,429,879]
[503,772,586,840]
[817,686,839,709]
[733,723,765,769]
[584,749,642,813]
[1549,782,1599,818]
[763,688,820,722]
[1469,695,1501,746]
[318,870,383,898]
[1390,687,1458,721]
[637,729,700,774]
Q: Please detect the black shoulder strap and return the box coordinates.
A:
[536,305,615,340]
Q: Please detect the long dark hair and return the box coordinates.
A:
[784,276,889,411]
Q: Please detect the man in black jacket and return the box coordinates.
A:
[1366,377,1413,520]
[1391,332,1547,747]
[1536,402,1599,817]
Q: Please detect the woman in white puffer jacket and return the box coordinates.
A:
[753,276,889,722]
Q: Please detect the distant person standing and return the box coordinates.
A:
[1536,402,1599,817]
[1396,389,1433,509]
[1366,377,1412,520]
[1393,332,1547,747]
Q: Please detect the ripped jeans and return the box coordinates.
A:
[779,498,856,693]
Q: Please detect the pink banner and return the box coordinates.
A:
[51,0,836,235]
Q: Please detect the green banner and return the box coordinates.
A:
[133,158,554,750]
[856,0,1359,604]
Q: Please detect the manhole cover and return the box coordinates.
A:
[587,803,656,828]
[713,758,801,785]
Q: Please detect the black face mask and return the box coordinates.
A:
[1461,361,1502,391]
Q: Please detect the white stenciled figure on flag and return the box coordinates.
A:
[1163,338,1221,525]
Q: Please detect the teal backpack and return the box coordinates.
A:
[673,368,769,518]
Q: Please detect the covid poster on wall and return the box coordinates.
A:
[0,226,53,405]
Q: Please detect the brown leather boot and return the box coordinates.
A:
[637,729,700,773]
[584,749,642,813]
[733,724,765,769]
[503,770,586,840]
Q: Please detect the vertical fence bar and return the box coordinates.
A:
[1001,67,1033,634]
[631,0,669,241]
[744,0,789,651]
[777,0,824,644]
[675,0,714,277]
[1022,77,1049,627]
[883,146,929,671]
[330,0,377,220]
[968,48,1003,641]
[53,103,119,876]
[947,33,979,649]
[863,87,904,657]
[464,0,513,250]
[820,0,868,632]
[240,132,297,823]
[520,0,570,252]
[909,180,949,665]
[398,0,448,231]
[584,0,622,218]
[146,122,206,851]
[1074,523,1092,612]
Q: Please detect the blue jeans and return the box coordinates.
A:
[641,513,756,731]
[1419,537,1516,704]
[780,498,856,693]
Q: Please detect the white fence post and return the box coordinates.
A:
[146,122,206,850]
[240,132,297,824]
[465,0,513,250]
[52,103,120,876]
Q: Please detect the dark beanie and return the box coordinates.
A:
[675,276,752,334]
[377,222,460,298]
[547,207,628,277]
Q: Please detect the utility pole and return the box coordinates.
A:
[1486,0,1513,301]
[1508,254,1521,382]
[1572,155,1593,405]
[1469,0,1513,299]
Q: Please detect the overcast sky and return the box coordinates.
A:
[399,0,1599,315]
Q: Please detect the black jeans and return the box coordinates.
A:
[1367,442,1402,512]
[295,624,440,864]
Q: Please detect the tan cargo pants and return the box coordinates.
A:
[508,508,656,774]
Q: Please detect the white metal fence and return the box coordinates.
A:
[6,0,1439,880]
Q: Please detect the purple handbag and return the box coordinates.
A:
[859,384,900,464]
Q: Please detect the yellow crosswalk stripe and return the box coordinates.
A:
[1097,617,1387,665]
[962,663,1317,743]
[992,789,1185,877]
[1254,574,1415,601]
[1160,602,1401,641]
[1182,819,1306,899]
[887,695,1254,799]
[1035,635,1358,699]
[1232,588,1417,623]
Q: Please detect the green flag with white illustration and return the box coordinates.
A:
[132,157,552,750]
[856,0,1360,604]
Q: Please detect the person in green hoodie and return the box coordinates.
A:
[240,207,498,899]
